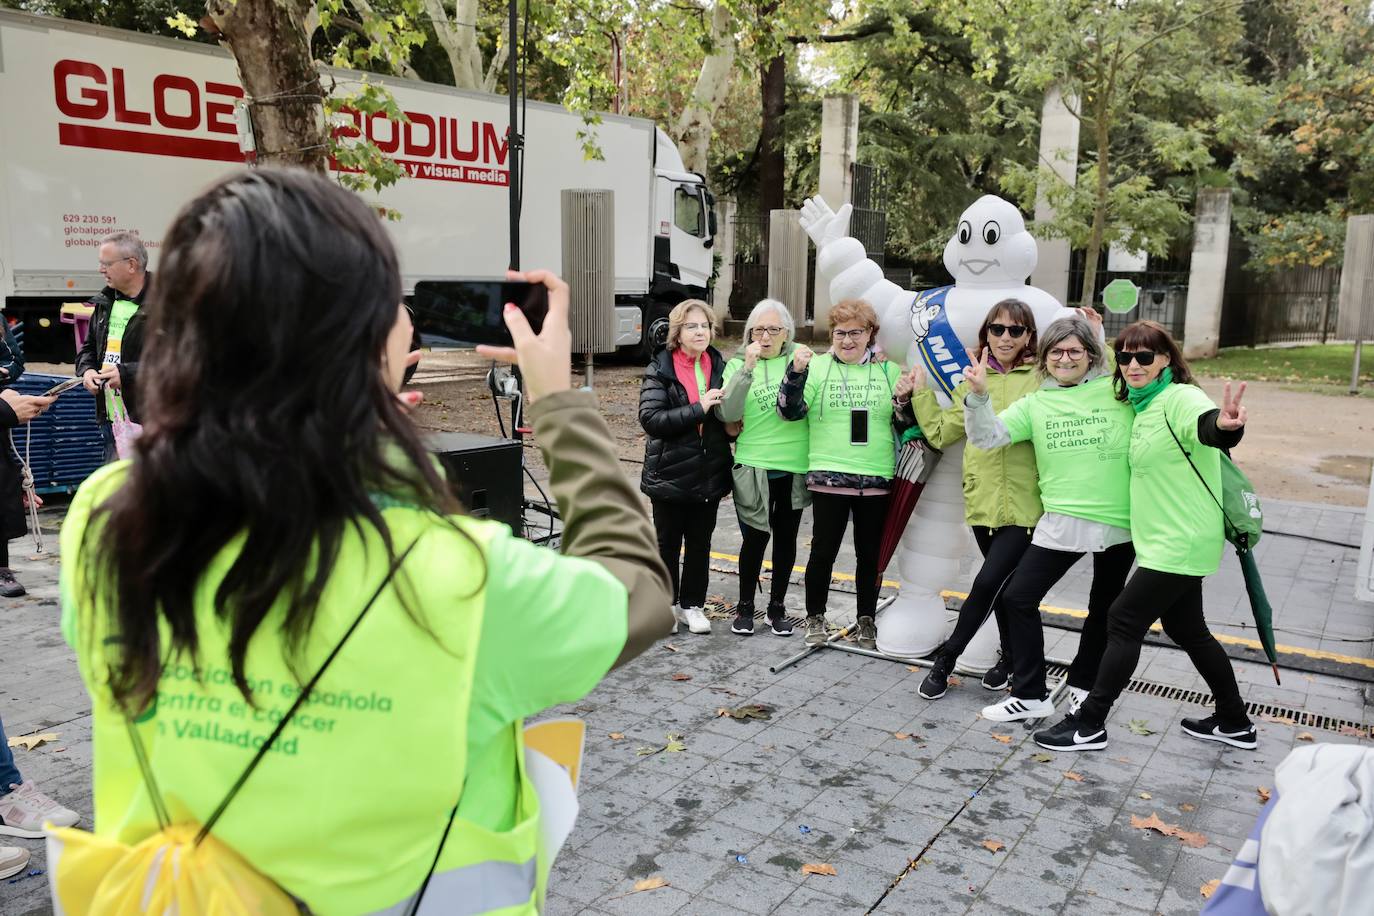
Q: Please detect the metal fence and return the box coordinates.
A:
[1067,248,1191,340]
[851,163,888,267]
[1220,250,1341,347]
[728,214,769,319]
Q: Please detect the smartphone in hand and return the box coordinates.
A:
[43,377,85,397]
[411,280,549,348]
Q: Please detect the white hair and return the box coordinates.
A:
[742,298,795,344]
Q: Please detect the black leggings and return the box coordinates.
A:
[1077,567,1248,729]
[805,491,888,619]
[737,473,804,607]
[936,525,1031,665]
[1000,541,1136,700]
[651,498,720,609]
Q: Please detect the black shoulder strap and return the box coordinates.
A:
[123,536,422,845]
[1163,415,1234,538]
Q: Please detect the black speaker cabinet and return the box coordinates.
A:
[429,432,524,532]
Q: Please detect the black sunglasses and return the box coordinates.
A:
[1115,349,1160,367]
[987,323,1027,339]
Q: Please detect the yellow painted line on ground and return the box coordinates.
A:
[711,550,1374,671]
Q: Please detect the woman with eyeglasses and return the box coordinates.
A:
[1035,319,1255,753]
[960,313,1134,723]
[639,300,734,635]
[778,299,911,650]
[717,299,809,636]
[903,299,1044,702]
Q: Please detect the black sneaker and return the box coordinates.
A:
[1034,714,1108,752]
[1181,714,1258,750]
[731,605,756,635]
[0,569,24,599]
[766,602,794,637]
[857,616,877,650]
[918,655,953,700]
[981,655,1010,691]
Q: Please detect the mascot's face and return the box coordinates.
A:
[942,195,1038,288]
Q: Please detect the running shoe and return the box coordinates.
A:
[731,605,756,636]
[1033,715,1108,752]
[804,616,827,646]
[0,782,80,839]
[982,694,1055,722]
[1181,714,1258,750]
[981,655,1010,691]
[856,616,877,650]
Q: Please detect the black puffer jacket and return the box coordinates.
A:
[639,346,733,503]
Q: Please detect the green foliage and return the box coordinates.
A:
[2,0,218,43]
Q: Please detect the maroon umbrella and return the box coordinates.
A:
[875,437,943,585]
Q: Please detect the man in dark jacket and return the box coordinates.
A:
[77,232,151,459]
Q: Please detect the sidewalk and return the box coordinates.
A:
[0,497,1370,914]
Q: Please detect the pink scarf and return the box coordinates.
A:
[672,348,712,403]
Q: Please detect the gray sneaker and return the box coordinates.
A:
[804,615,827,646]
[857,616,877,650]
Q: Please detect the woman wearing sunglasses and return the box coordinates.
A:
[778,299,911,650]
[1035,319,1255,752]
[960,313,1134,722]
[904,299,1044,702]
[717,299,809,637]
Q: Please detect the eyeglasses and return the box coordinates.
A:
[1048,347,1086,361]
[98,257,134,268]
[987,323,1027,339]
[682,322,712,332]
[832,328,870,341]
[751,326,784,338]
[1115,349,1160,367]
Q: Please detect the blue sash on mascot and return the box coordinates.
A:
[912,286,967,399]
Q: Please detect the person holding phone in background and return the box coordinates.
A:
[778,299,911,650]
[638,300,733,636]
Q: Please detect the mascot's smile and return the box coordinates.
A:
[959,258,1000,276]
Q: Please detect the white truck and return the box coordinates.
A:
[0,8,716,362]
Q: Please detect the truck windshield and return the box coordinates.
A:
[674,186,705,237]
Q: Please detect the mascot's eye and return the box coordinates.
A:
[983,221,1001,244]
[958,221,972,244]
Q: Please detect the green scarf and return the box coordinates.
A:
[1126,366,1173,413]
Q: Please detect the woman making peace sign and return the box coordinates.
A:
[1035,320,1257,753]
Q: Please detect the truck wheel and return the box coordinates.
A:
[640,303,674,361]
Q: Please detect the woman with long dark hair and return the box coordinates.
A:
[59,169,671,913]
[907,299,1043,701]
[1035,319,1255,753]
[638,299,733,635]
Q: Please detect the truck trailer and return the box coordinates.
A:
[0,8,716,362]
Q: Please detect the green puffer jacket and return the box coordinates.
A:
[905,363,1042,529]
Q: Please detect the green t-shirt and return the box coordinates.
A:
[103,297,139,420]
[723,354,809,474]
[999,375,1134,529]
[1127,383,1225,576]
[802,354,902,478]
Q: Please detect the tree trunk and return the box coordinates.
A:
[206,0,327,172]
[1080,106,1111,308]
[675,0,736,175]
[757,52,786,222]
[425,0,483,88]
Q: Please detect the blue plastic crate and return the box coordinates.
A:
[8,373,104,494]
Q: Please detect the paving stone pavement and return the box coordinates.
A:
[1,496,1372,914]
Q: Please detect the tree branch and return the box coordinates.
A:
[1118,0,1247,68]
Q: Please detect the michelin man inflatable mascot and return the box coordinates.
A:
[798,194,1074,669]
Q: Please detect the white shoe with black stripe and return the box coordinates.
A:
[981,694,1055,722]
[1067,686,1089,715]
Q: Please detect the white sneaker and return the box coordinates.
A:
[680,606,712,635]
[1067,686,1089,715]
[982,695,1056,723]
[0,781,80,839]
[670,604,681,635]
[0,845,29,880]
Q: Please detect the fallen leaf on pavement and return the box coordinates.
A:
[1032,753,1053,763]
[1260,714,1296,725]
[801,863,837,876]
[716,704,773,720]
[663,644,679,653]
[1130,812,1208,848]
[633,877,668,892]
[1201,879,1220,899]
[636,746,660,756]
[893,732,912,741]
[1063,771,1085,783]
[670,673,692,681]
[948,676,963,687]
[1180,803,1197,813]
[1139,792,1152,800]
[1256,786,1271,803]
[991,734,1013,744]
[1114,756,1133,764]
[608,733,625,740]
[906,666,922,673]
[664,734,687,753]
[1337,725,1369,739]
[7,733,59,751]
[1127,719,1155,736]
[1297,732,1315,742]
[980,839,1005,853]
[637,733,686,756]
